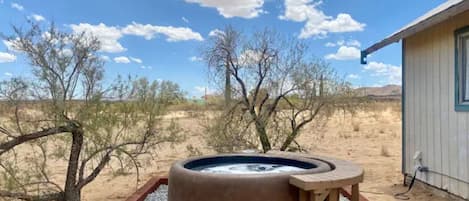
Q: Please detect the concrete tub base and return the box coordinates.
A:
[168,154,331,201]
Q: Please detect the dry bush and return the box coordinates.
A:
[186,144,203,157]
[364,133,374,139]
[168,97,223,112]
[352,122,360,132]
[202,110,259,153]
[338,131,351,139]
[391,131,398,138]
[389,101,402,120]
[381,145,390,157]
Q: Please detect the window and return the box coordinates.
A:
[455,26,469,111]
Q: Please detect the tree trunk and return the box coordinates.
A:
[63,189,80,201]
[254,121,271,153]
[64,126,84,201]
[280,130,298,151]
[319,74,324,97]
[224,61,231,107]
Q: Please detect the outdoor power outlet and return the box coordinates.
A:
[413,151,423,171]
[413,151,422,161]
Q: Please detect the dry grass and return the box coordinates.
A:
[381,145,391,157]
[0,100,452,201]
[379,128,385,134]
[352,122,360,132]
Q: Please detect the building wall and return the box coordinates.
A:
[404,10,469,199]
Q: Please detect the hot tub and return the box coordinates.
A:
[168,154,332,201]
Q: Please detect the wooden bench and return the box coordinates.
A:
[268,151,364,201]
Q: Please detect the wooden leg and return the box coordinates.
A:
[309,191,316,201]
[351,184,360,201]
[328,189,340,201]
[299,189,309,201]
[313,190,329,201]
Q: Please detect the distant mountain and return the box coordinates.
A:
[355,84,402,97]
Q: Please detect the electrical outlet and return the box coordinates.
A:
[413,151,422,161]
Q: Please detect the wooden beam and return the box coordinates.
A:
[328,189,340,201]
[299,189,309,201]
[314,190,329,201]
[352,184,360,201]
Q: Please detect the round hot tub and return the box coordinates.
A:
[168,154,332,201]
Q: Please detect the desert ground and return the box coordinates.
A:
[0,101,453,201]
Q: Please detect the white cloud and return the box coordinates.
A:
[363,61,402,85]
[325,46,360,60]
[31,14,45,22]
[122,22,203,42]
[3,39,20,52]
[325,39,361,47]
[140,65,153,69]
[182,17,189,23]
[364,62,389,73]
[114,56,143,64]
[69,22,203,53]
[208,29,224,37]
[59,49,73,57]
[279,0,365,38]
[347,74,360,79]
[4,72,13,77]
[129,56,142,63]
[189,56,203,62]
[11,2,23,11]
[185,0,264,19]
[239,49,264,64]
[121,23,159,40]
[0,52,16,63]
[347,39,361,47]
[101,55,110,61]
[325,42,336,47]
[114,56,130,64]
[70,23,126,53]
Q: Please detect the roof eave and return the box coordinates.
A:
[361,0,469,64]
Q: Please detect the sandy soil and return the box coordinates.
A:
[1,104,453,201]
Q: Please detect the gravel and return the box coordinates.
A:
[144,185,168,201]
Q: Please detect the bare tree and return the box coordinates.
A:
[203,26,240,106]
[0,23,184,201]
[203,27,354,153]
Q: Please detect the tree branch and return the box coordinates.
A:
[77,151,111,189]
[0,126,72,155]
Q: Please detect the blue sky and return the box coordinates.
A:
[0,0,445,98]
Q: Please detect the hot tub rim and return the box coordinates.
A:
[170,153,332,178]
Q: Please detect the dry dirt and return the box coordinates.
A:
[1,104,454,201]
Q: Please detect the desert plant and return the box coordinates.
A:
[352,122,360,132]
[186,144,203,157]
[202,26,357,153]
[381,145,391,157]
[0,22,184,201]
[203,110,259,153]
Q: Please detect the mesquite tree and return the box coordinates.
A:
[203,27,354,153]
[0,23,184,201]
